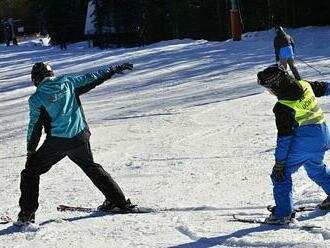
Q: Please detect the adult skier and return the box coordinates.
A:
[274,26,301,80]
[17,62,133,225]
[257,64,330,224]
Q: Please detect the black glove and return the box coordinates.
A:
[271,160,285,181]
[113,63,133,74]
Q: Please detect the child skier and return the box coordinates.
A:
[274,26,301,80]
[17,62,133,225]
[257,64,330,224]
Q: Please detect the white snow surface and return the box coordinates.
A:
[1,26,330,247]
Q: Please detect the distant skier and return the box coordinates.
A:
[17,62,134,225]
[4,21,12,46]
[274,26,301,80]
[257,64,330,224]
[58,27,68,50]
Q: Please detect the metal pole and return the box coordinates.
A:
[295,56,323,75]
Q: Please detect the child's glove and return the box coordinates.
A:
[271,160,285,181]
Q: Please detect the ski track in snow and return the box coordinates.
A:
[1,26,330,247]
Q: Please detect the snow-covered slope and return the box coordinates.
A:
[0,26,330,248]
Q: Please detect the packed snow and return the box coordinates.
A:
[0,26,330,248]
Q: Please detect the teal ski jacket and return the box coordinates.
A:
[27,68,114,152]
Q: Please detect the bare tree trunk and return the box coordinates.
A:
[267,0,273,28]
[284,0,288,26]
[216,0,222,38]
[291,0,296,27]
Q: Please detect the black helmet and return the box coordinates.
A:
[257,64,288,90]
[31,62,54,86]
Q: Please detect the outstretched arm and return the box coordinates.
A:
[69,63,133,95]
[308,81,330,97]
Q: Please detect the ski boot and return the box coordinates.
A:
[97,198,135,211]
[319,196,330,210]
[14,211,35,226]
[265,207,295,225]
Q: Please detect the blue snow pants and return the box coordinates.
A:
[272,152,330,217]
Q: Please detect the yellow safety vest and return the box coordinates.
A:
[278,80,325,126]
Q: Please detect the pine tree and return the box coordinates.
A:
[28,0,88,43]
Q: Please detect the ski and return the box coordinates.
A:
[0,215,13,224]
[57,204,155,214]
[267,204,320,213]
[232,214,322,230]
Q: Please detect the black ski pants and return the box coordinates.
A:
[19,130,126,214]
